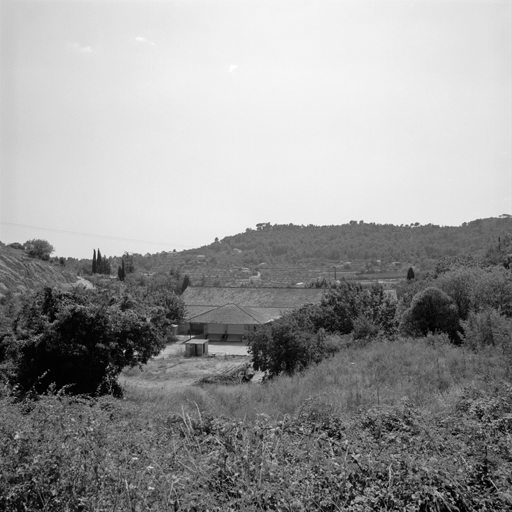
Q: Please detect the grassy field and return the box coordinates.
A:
[2,335,512,510]
[124,335,510,421]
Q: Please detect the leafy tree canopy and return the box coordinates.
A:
[1,287,172,396]
[400,287,459,341]
[247,309,326,379]
[24,239,54,261]
[248,281,397,378]
[311,281,397,337]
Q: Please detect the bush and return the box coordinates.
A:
[352,314,381,340]
[322,334,349,355]
[313,281,398,336]
[2,287,167,396]
[247,310,326,378]
[24,239,54,261]
[434,267,477,321]
[471,266,512,317]
[461,308,512,351]
[433,266,512,320]
[3,381,512,510]
[400,287,460,341]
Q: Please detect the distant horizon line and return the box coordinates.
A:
[2,214,511,260]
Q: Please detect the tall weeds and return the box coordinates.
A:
[2,373,512,510]
[124,335,510,421]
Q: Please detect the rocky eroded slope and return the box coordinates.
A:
[0,246,82,298]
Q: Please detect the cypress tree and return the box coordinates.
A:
[92,249,97,274]
[118,259,126,281]
[97,249,102,274]
[180,274,191,294]
[407,267,415,280]
[102,255,111,275]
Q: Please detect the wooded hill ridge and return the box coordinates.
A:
[208,217,512,263]
[122,216,512,278]
[3,216,512,288]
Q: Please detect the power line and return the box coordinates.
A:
[0,221,195,249]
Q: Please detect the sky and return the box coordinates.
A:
[1,0,511,259]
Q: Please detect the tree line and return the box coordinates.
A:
[199,216,512,267]
[3,232,512,397]
[92,248,111,275]
[248,250,512,379]
[92,249,136,281]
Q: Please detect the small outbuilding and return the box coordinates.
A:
[184,339,209,357]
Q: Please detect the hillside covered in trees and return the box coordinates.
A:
[208,217,512,265]
[3,216,512,289]
[2,239,512,509]
[96,216,512,286]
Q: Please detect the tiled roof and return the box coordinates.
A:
[188,303,273,324]
[250,307,294,321]
[182,287,325,309]
[185,305,219,318]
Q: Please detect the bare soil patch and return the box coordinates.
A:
[120,353,253,391]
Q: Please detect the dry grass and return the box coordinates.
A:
[123,335,510,421]
[3,335,512,510]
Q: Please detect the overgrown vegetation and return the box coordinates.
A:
[48,216,512,283]
[248,281,397,378]
[196,216,512,267]
[2,228,512,508]
[24,239,55,261]
[2,336,512,510]
[247,250,512,380]
[399,286,460,341]
[0,286,185,397]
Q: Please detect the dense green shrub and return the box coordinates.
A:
[352,314,381,340]
[402,265,512,322]
[2,287,174,396]
[461,308,512,352]
[434,267,477,320]
[2,380,512,511]
[247,310,326,378]
[436,266,512,318]
[24,239,54,261]
[471,266,512,317]
[248,281,397,378]
[400,287,459,341]
[313,281,398,336]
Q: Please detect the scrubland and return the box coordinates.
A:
[2,335,512,511]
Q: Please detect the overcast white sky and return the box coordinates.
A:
[1,0,511,258]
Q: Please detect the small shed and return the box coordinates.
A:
[184,339,209,357]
